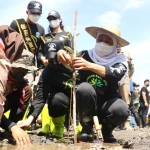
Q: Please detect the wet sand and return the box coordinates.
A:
[1,126,150,150]
[0,143,124,150]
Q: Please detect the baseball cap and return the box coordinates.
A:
[11,49,38,71]
[47,10,61,19]
[27,1,42,14]
[133,82,139,87]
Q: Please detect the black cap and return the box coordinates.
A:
[133,82,139,87]
[27,1,42,14]
[47,10,60,19]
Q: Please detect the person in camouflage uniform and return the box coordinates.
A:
[3,49,37,123]
[1,49,37,145]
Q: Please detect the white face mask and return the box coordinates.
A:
[95,42,115,57]
[49,19,60,28]
[29,14,41,23]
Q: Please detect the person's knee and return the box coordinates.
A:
[48,92,69,117]
[76,82,96,110]
[76,82,95,99]
[48,92,69,107]
[102,98,130,126]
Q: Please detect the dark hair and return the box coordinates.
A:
[48,21,64,33]
[144,79,149,83]
[133,82,139,87]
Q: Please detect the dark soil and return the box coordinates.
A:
[0,126,150,150]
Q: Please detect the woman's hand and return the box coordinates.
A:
[17,115,34,130]
[57,50,72,65]
[17,120,31,130]
[72,57,91,70]
[40,56,49,66]
[42,59,49,66]
[10,125,30,145]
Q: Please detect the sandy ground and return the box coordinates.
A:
[0,126,150,150]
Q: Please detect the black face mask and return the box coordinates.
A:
[146,84,149,87]
[10,70,27,81]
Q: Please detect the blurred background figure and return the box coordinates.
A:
[130,82,141,127]
[138,79,150,128]
[117,48,135,130]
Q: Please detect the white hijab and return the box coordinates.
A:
[88,31,127,67]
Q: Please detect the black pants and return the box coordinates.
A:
[76,82,130,128]
[138,106,148,127]
[48,82,129,128]
[48,92,70,118]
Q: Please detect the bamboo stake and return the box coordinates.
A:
[73,10,77,144]
[93,116,103,140]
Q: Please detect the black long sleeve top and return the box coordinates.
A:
[38,31,72,68]
[29,50,127,119]
[1,115,16,131]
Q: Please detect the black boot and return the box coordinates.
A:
[102,124,116,143]
[77,109,94,142]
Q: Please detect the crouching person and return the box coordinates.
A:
[4,50,37,123]
[0,25,30,145]
[73,24,130,143]
[1,50,38,145]
[56,24,130,143]
[17,24,130,143]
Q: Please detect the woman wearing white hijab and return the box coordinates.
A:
[57,24,130,143]
[18,24,130,143]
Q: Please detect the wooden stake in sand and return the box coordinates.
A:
[72,10,77,144]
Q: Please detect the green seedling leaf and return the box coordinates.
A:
[64,46,73,54]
